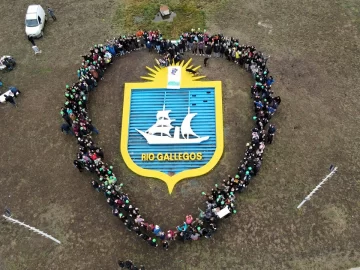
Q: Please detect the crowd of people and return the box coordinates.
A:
[61,29,280,250]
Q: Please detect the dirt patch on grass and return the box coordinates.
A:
[320,205,348,234]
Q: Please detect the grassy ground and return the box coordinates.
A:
[0,0,360,269]
[112,0,215,38]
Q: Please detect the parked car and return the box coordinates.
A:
[25,5,47,38]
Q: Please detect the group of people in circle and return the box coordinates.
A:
[61,29,279,251]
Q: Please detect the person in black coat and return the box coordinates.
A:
[4,95,16,107]
[204,57,209,67]
[205,43,213,57]
[28,35,36,46]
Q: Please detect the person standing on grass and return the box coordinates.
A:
[267,124,276,144]
[214,43,220,57]
[204,57,209,67]
[198,41,204,56]
[191,40,198,55]
[162,240,169,250]
[124,260,133,269]
[87,121,99,134]
[220,43,225,58]
[61,123,74,135]
[118,260,125,268]
[185,214,193,225]
[61,108,72,126]
[47,6,56,21]
[73,160,84,172]
[267,76,275,86]
[28,35,36,46]
[205,42,213,57]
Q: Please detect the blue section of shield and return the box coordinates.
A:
[127,88,216,174]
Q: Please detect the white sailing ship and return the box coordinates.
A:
[136,105,209,145]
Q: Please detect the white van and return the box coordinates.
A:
[25,5,47,38]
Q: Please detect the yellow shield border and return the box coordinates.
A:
[120,64,224,193]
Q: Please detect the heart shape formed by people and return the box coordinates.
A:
[62,30,280,249]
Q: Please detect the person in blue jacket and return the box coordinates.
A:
[267,124,276,144]
[267,76,275,86]
[9,86,21,96]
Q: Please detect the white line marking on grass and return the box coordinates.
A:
[297,166,338,209]
[2,214,61,244]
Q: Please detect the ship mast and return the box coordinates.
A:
[181,92,200,139]
[146,92,175,137]
[161,92,166,136]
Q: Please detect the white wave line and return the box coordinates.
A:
[297,167,338,209]
[2,215,61,244]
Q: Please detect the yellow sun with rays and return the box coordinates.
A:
[141,58,206,82]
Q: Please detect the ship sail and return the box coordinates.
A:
[146,107,175,137]
[156,110,171,120]
[155,119,174,127]
[147,126,173,137]
[181,113,199,139]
